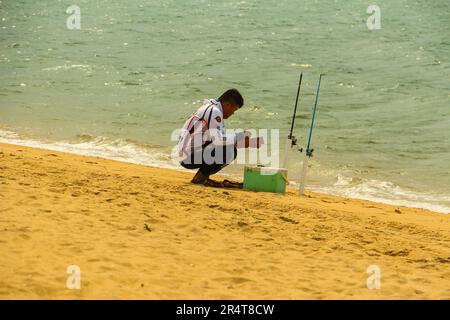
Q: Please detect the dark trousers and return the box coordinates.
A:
[180,143,238,177]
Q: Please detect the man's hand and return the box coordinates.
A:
[241,136,264,149]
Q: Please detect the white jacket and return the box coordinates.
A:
[177,99,243,159]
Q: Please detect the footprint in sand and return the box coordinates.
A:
[279,216,299,224]
[434,256,450,264]
[213,277,253,285]
[384,249,410,257]
[412,277,432,284]
[20,233,31,240]
[118,203,131,207]
[72,180,88,186]
[237,221,249,228]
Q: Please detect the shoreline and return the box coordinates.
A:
[0,142,449,299]
[1,128,448,214]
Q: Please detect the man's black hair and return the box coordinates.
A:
[218,89,244,108]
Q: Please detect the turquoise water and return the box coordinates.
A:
[1,0,449,212]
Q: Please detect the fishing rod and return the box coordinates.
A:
[282,72,303,169]
[299,74,323,195]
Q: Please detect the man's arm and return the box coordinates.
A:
[238,135,264,149]
[207,109,238,147]
[208,109,263,149]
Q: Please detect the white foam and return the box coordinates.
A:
[42,64,91,72]
[309,178,450,214]
[0,129,180,171]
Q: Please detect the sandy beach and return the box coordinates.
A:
[0,142,449,299]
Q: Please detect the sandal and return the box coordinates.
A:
[201,179,244,189]
[222,179,244,189]
[203,179,225,188]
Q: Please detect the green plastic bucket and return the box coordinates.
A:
[243,166,288,194]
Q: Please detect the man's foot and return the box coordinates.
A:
[222,179,244,189]
[203,178,225,188]
[191,171,208,184]
[190,170,243,189]
[202,179,243,189]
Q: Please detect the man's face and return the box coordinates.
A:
[222,102,239,119]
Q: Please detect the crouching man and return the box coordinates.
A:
[177,89,263,188]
